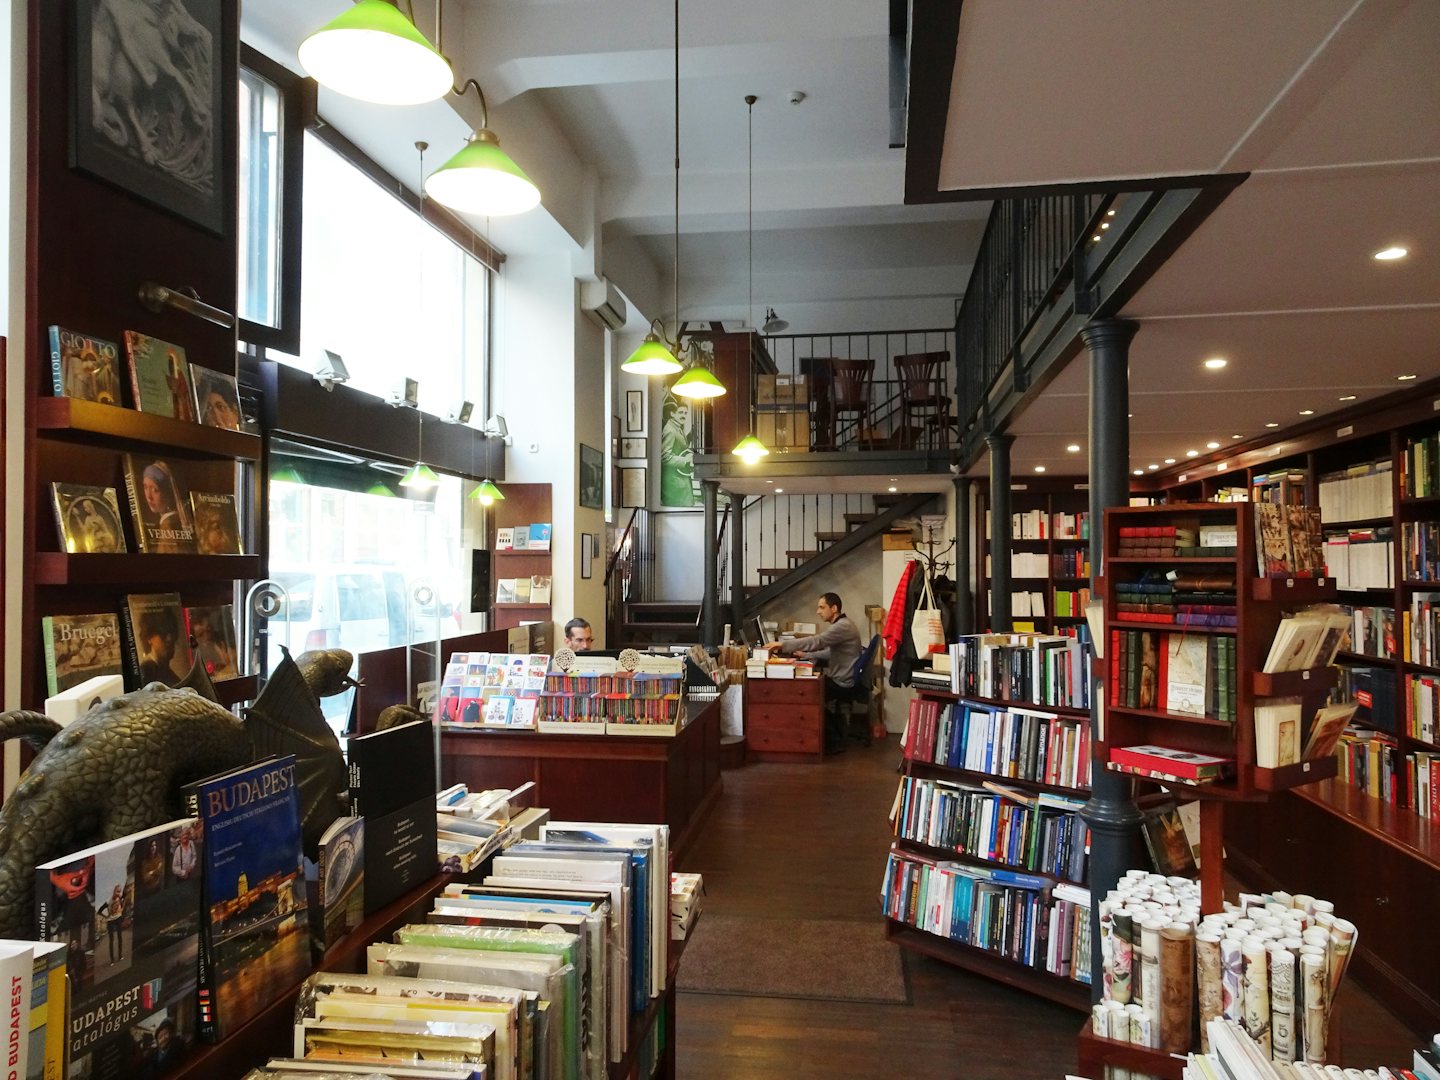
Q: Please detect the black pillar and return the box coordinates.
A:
[1081,317,1146,1002]
[728,492,746,637]
[986,434,1014,632]
[953,476,973,635]
[701,480,719,647]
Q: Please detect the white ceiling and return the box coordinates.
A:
[937,0,1440,479]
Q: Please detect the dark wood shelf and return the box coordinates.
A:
[1052,536,1089,544]
[903,757,1090,797]
[1075,1018,1186,1080]
[1402,658,1440,676]
[493,549,553,557]
[34,552,261,585]
[1324,514,1393,528]
[35,397,262,459]
[1106,702,1235,727]
[894,836,1086,889]
[1250,755,1338,792]
[1249,576,1336,602]
[912,685,1091,721]
[1402,579,1440,589]
[214,675,258,707]
[885,919,1091,1012]
[1107,556,1239,564]
[1295,776,1440,871]
[1335,649,1395,666]
[1107,619,1235,635]
[1251,666,1339,697]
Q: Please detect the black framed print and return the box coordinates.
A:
[579,443,604,509]
[619,437,647,460]
[620,468,646,509]
[626,389,644,432]
[72,0,228,234]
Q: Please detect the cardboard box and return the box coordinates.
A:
[756,408,810,450]
[756,374,811,406]
[882,531,916,551]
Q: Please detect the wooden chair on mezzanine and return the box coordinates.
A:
[813,358,876,450]
[894,351,954,449]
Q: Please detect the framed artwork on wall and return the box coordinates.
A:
[620,468,646,508]
[580,532,595,579]
[619,437,647,460]
[626,390,644,432]
[579,443,604,509]
[612,414,622,457]
[71,0,229,234]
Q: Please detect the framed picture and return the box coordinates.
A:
[626,390,644,432]
[611,414,622,457]
[619,437,647,460]
[71,0,229,235]
[620,468,646,509]
[580,533,595,580]
[579,443,604,509]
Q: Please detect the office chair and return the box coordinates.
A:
[835,634,881,747]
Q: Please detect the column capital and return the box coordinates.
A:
[984,432,1015,453]
[1080,319,1140,351]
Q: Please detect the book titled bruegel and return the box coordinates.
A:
[41,612,123,697]
[182,756,312,1041]
[347,721,437,915]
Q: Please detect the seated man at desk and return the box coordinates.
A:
[760,592,862,753]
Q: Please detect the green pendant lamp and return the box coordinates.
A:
[400,461,440,489]
[672,363,726,399]
[272,463,304,485]
[298,0,452,106]
[622,329,683,376]
[367,481,397,497]
[731,434,770,465]
[469,479,505,505]
[425,129,541,216]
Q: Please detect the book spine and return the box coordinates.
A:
[40,619,59,698]
[120,597,141,689]
[121,457,149,553]
[47,326,63,396]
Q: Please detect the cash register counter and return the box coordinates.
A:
[744,675,826,763]
[439,695,722,861]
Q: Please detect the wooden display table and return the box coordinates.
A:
[744,676,826,762]
[440,697,723,861]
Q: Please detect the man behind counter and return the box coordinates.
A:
[760,592,862,754]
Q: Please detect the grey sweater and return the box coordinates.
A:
[779,613,863,687]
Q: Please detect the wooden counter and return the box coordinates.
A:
[744,676,826,762]
[440,697,723,862]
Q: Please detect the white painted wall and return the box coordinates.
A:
[572,298,608,642]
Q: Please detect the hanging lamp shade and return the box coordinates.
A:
[622,331,683,376]
[298,0,453,107]
[762,308,789,334]
[731,434,770,464]
[672,365,726,399]
[424,130,541,216]
[271,464,304,485]
[399,461,440,489]
[469,479,505,505]
[366,481,397,497]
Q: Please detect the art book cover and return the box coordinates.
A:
[497,579,518,604]
[527,523,553,551]
[182,756,311,1041]
[41,612,123,697]
[347,722,438,915]
[529,576,552,605]
[122,454,196,554]
[315,816,365,956]
[51,482,127,553]
[122,593,192,688]
[189,491,242,554]
[34,817,203,1079]
[123,332,196,421]
[189,366,243,431]
[184,605,239,679]
[495,528,514,551]
[1165,635,1209,718]
[48,326,122,405]
[1139,799,1197,877]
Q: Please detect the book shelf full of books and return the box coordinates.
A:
[490,483,554,631]
[976,477,1094,634]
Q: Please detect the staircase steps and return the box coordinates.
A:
[843,512,876,528]
[872,493,904,510]
[785,549,818,564]
[620,601,699,646]
[755,568,790,581]
[814,531,847,544]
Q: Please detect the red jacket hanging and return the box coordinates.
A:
[883,558,919,661]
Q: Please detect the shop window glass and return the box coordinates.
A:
[238,66,282,328]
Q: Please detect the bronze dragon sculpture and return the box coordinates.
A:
[0,647,361,939]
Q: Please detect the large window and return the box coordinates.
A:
[294,133,488,416]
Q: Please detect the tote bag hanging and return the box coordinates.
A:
[910,575,944,655]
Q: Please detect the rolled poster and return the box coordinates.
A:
[1242,936,1272,1056]
[1195,931,1223,1053]
[1271,947,1297,1064]
[1159,922,1195,1055]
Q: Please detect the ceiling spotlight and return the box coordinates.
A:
[1398,374,1418,381]
[1066,444,1081,453]
[888,485,898,492]
[775,488,784,493]
[1147,464,1159,471]
[1034,466,1046,474]
[1091,235,1102,243]
[1299,409,1314,415]
[1186,450,1199,458]
[1206,441,1220,450]
[1265,422,1279,428]
[1164,458,1176,465]
[1373,246,1408,261]
[1203,357,1227,370]
[1133,469,1144,476]
[1339,395,1357,402]
[1231,434,1243,439]
[1106,209,1116,217]
[1100,222,1110,230]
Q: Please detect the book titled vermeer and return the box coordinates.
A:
[124,332,196,421]
[122,453,196,553]
[47,326,122,405]
[182,757,311,1041]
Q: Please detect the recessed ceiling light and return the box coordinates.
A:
[1164,458,1176,464]
[1299,409,1314,416]
[1100,222,1110,230]
[1066,444,1081,453]
[1265,422,1279,428]
[1398,374,1417,381]
[766,480,774,484]
[1217,463,1227,471]
[1106,209,1116,217]
[1206,441,1220,450]
[1034,466,1046,474]
[1091,235,1102,242]
[887,485,897,492]
[1231,434,1243,439]
[1373,246,1408,261]
[1133,469,1144,476]
[1186,450,1199,457]
[775,488,784,493]
[889,477,897,482]
[1203,357,1227,370]
[1128,413,1133,418]
[1147,464,1159,471]
[1338,395,1356,401]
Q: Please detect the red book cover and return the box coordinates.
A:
[1110,743,1233,779]
[1109,630,1121,703]
[1430,758,1440,821]
[1116,612,1172,624]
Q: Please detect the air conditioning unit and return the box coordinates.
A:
[580,278,628,332]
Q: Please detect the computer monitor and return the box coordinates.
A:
[753,617,776,645]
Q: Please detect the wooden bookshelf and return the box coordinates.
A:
[34,552,261,586]
[886,919,1091,1011]
[976,476,1093,633]
[490,483,553,631]
[34,396,262,459]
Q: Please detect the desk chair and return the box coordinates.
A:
[833,634,881,748]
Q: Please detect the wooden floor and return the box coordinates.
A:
[674,734,1425,1079]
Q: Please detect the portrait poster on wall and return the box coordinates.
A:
[659,388,701,508]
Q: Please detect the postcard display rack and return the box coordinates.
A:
[491,482,553,631]
[1079,502,1341,1079]
[977,477,1093,634]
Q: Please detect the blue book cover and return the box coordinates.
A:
[527,522,553,551]
[183,756,311,1041]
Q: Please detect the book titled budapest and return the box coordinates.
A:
[347,721,438,914]
[48,325,122,405]
[41,612,123,696]
[183,757,311,1041]
[123,332,196,420]
[189,491,243,554]
[35,817,203,1079]
[51,483,127,554]
[122,453,196,553]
